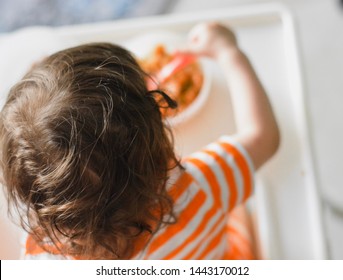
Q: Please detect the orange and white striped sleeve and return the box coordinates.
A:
[138,136,255,260]
[183,135,255,213]
[24,234,67,260]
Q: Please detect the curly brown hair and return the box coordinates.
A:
[0,43,180,259]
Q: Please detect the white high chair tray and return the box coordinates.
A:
[0,3,326,259]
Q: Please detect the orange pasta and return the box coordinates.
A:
[140,45,203,118]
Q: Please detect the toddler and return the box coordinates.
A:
[0,22,279,259]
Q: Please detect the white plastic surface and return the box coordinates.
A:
[0,3,326,259]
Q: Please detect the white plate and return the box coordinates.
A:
[123,31,212,126]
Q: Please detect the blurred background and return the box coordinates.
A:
[0,0,174,32]
[0,0,343,259]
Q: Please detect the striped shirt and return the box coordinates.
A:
[25,135,254,259]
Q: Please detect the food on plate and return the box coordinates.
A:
[139,44,204,118]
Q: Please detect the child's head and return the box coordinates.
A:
[0,43,179,259]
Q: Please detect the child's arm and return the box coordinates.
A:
[187,22,280,170]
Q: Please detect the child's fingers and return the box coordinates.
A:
[185,23,213,56]
[184,22,238,59]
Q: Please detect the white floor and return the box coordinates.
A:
[169,0,343,259]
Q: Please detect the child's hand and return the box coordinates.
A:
[186,22,280,170]
[186,22,238,60]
